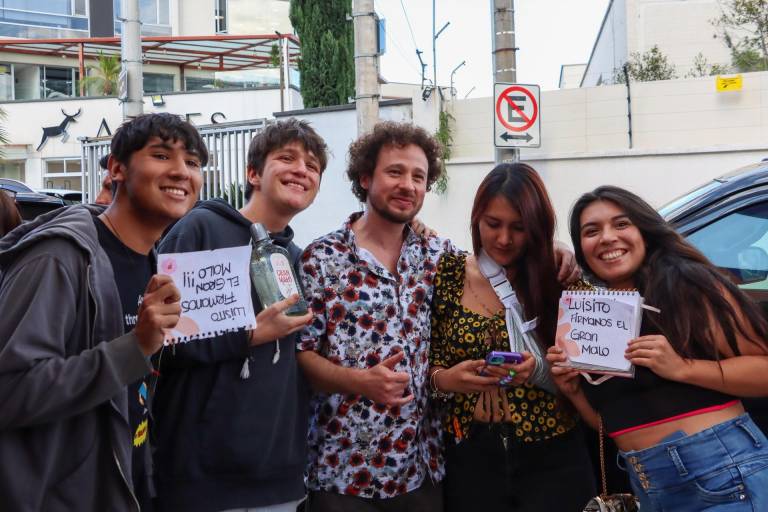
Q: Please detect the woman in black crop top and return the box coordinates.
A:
[547,185,768,511]
[429,164,595,512]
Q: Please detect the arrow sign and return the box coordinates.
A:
[493,82,541,148]
[500,132,533,142]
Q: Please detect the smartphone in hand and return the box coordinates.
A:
[485,351,523,366]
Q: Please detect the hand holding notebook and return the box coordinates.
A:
[555,290,644,377]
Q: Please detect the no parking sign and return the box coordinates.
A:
[493,83,540,148]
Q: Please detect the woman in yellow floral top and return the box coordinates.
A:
[429,163,596,511]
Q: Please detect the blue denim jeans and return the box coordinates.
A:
[618,414,768,511]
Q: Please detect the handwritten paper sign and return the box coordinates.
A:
[555,290,643,376]
[158,245,256,344]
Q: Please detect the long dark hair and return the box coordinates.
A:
[471,163,560,346]
[0,192,21,237]
[570,186,768,359]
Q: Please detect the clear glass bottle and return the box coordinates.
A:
[248,223,308,316]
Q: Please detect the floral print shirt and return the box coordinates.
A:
[298,213,455,498]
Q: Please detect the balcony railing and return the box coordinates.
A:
[80,118,270,206]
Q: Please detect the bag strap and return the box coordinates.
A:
[598,414,608,499]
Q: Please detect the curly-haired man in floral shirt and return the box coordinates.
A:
[297,122,451,512]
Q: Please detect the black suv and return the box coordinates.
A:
[660,160,768,432]
[0,178,65,220]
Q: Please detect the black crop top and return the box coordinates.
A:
[580,312,737,435]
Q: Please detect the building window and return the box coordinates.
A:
[113,0,170,35]
[73,0,86,16]
[40,66,79,98]
[0,0,89,38]
[144,72,174,94]
[0,161,25,182]
[1,0,85,16]
[185,76,216,91]
[215,0,227,34]
[0,63,12,101]
[44,158,82,190]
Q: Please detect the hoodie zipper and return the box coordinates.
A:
[86,264,100,346]
[88,264,141,511]
[113,448,140,512]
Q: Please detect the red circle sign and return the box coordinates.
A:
[495,86,538,132]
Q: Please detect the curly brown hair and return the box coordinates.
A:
[346,121,443,202]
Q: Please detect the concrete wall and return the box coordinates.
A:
[228,0,292,35]
[176,0,214,35]
[420,70,768,251]
[559,64,587,89]
[174,0,292,36]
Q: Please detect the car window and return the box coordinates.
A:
[687,202,768,290]
[659,180,723,218]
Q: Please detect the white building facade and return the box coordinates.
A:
[0,0,298,191]
[581,0,733,87]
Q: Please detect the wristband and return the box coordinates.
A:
[429,367,454,401]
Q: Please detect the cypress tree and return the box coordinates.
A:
[290,0,354,108]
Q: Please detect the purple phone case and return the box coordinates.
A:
[485,351,523,365]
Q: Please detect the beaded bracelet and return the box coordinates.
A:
[429,367,454,401]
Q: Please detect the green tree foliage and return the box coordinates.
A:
[686,52,731,77]
[289,0,354,108]
[730,43,768,72]
[714,0,768,72]
[270,44,280,68]
[80,52,120,96]
[615,45,677,83]
[432,109,453,195]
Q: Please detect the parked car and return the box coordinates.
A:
[0,178,65,220]
[37,188,83,205]
[660,160,768,433]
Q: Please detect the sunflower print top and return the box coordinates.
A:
[429,252,577,443]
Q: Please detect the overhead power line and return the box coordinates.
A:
[399,0,420,50]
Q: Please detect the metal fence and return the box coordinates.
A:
[79,118,270,206]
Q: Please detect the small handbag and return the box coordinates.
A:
[582,417,640,512]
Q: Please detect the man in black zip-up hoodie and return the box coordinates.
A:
[153,119,328,512]
[0,113,206,511]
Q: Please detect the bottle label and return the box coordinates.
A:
[270,253,299,298]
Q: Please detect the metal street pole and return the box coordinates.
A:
[492,0,518,163]
[275,31,285,112]
[121,0,143,119]
[450,60,466,98]
[432,0,449,95]
[353,0,379,135]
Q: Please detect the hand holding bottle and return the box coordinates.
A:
[249,294,312,346]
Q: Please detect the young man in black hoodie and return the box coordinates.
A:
[153,118,328,512]
[0,113,206,511]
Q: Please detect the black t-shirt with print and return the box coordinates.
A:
[95,217,154,511]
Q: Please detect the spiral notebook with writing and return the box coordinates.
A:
[555,290,644,377]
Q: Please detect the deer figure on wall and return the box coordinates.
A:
[36,108,82,151]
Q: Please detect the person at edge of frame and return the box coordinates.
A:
[0,112,207,511]
[548,185,768,511]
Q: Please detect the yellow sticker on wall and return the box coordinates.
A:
[716,75,743,92]
[133,419,148,447]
